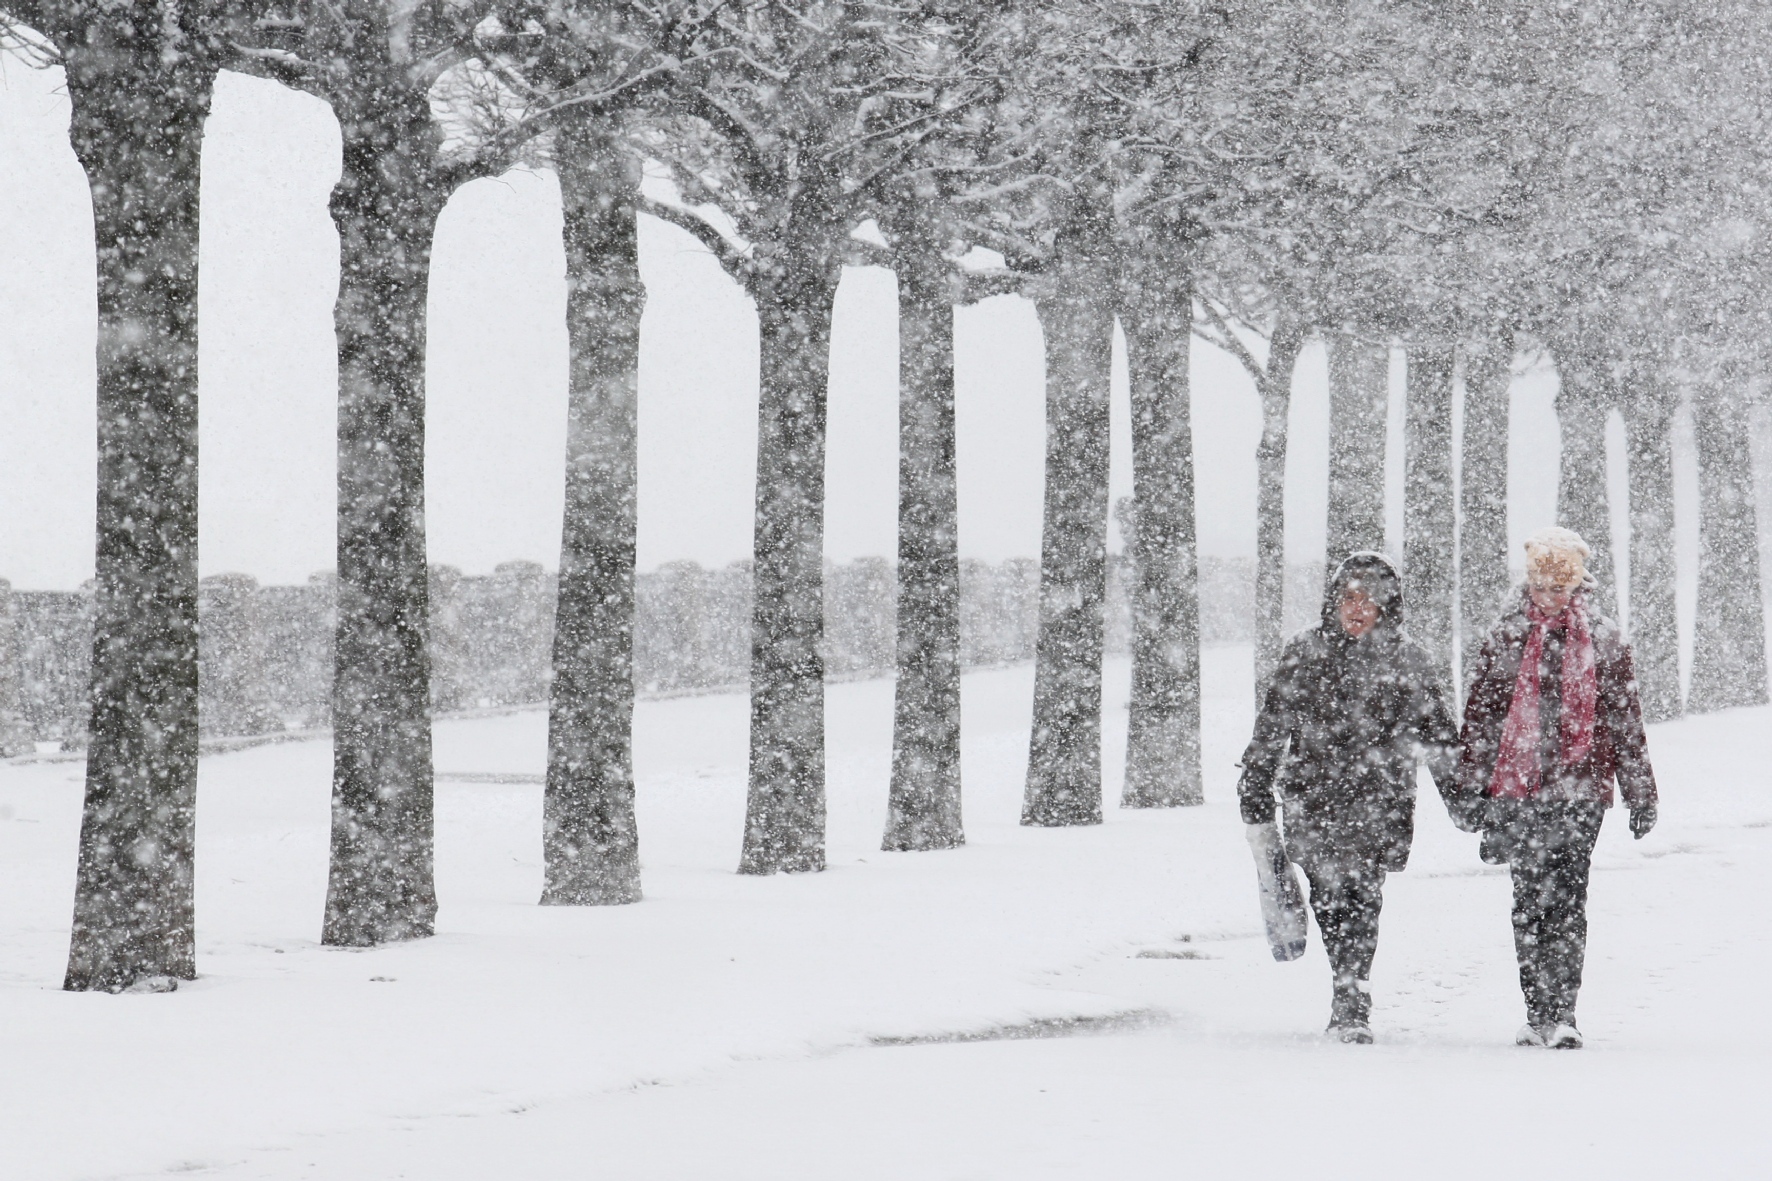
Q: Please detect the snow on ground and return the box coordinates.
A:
[1,646,1768,1179]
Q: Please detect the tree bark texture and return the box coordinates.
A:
[322,97,446,946]
[1624,379,1681,722]
[1253,323,1306,700]
[1022,252,1113,828]
[61,39,213,992]
[1326,334,1387,563]
[542,122,645,904]
[884,262,964,851]
[1552,346,1616,617]
[739,257,839,874]
[1689,386,1769,712]
[1404,344,1455,699]
[1119,261,1200,808]
[1458,334,1512,694]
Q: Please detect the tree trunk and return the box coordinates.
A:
[1624,376,1681,721]
[1254,323,1306,700]
[1022,249,1114,828]
[541,121,645,904]
[739,255,839,874]
[883,261,964,851]
[1326,333,1387,562]
[1119,258,1200,807]
[1689,384,1769,712]
[61,41,213,993]
[321,104,447,946]
[1404,344,1455,698]
[1552,343,1616,616]
[1458,332,1512,694]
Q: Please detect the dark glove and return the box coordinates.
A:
[1479,797,1518,866]
[1630,803,1657,840]
[1446,795,1485,835]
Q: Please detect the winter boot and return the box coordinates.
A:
[1547,1022,1583,1049]
[1514,1024,1550,1047]
[1327,976,1372,1042]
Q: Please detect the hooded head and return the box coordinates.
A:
[1321,550,1405,638]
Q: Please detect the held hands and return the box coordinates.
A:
[1630,803,1658,840]
[1446,795,1486,835]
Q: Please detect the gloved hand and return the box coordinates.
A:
[1446,795,1485,835]
[1479,797,1515,866]
[1630,803,1657,840]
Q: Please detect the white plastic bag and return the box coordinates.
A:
[1246,822,1308,962]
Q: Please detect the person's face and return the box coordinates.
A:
[1529,583,1575,615]
[1338,587,1380,638]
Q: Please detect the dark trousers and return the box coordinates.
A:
[1300,853,1386,1024]
[1503,801,1605,1026]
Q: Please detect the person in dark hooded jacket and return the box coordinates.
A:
[1239,551,1462,1042]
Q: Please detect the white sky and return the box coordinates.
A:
[0,66,1582,591]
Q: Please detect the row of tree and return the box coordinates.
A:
[2,0,1767,992]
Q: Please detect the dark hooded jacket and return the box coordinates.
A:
[1238,553,1460,870]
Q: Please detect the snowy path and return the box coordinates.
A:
[1,647,1767,1179]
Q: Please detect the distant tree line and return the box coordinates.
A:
[0,555,1328,749]
[1,0,1766,989]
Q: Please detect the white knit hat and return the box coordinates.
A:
[1524,526,1591,590]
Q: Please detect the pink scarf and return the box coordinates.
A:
[1489,594,1598,799]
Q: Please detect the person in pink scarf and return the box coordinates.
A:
[1456,526,1658,1049]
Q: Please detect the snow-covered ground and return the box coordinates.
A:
[1,646,1767,1179]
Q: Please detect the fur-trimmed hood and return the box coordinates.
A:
[1320,550,1405,637]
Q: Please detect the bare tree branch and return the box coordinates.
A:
[638,193,749,272]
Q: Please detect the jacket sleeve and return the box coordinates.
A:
[1603,638,1658,811]
[1456,629,1511,804]
[1238,639,1304,825]
[1409,653,1479,830]
[1413,672,1460,785]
